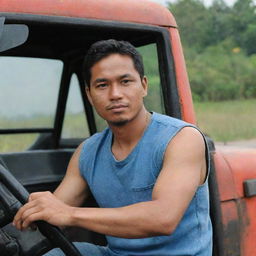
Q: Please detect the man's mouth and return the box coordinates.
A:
[106,104,128,111]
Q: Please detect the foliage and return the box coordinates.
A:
[168,0,256,101]
[169,0,256,54]
[168,0,211,51]
[229,0,256,54]
[186,39,256,101]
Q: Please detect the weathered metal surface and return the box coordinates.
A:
[169,27,196,124]
[221,148,256,198]
[221,200,241,256]
[213,152,238,201]
[214,148,256,255]
[220,198,251,256]
[241,197,256,255]
[222,149,256,255]
[0,0,177,27]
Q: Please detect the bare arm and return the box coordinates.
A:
[54,143,89,207]
[13,143,89,228]
[14,127,207,238]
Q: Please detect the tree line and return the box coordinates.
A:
[168,0,256,101]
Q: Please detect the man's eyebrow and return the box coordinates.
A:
[92,74,133,85]
[92,78,108,85]
[119,74,133,79]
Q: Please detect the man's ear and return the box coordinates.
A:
[85,87,94,106]
[141,76,148,97]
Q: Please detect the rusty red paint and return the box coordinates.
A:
[221,200,241,255]
[220,149,256,198]
[241,197,256,255]
[213,151,238,201]
[169,27,196,124]
[0,0,177,27]
[215,147,256,256]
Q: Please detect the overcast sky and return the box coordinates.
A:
[151,0,237,7]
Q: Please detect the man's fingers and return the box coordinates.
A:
[22,212,43,229]
[14,205,42,230]
[13,201,37,229]
[20,205,41,222]
[28,191,50,201]
[12,191,68,229]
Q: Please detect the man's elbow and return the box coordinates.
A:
[154,216,179,236]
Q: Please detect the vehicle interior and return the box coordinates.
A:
[0,14,184,255]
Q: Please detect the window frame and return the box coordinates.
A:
[1,14,181,149]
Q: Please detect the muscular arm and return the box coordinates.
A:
[13,143,89,228]
[14,127,207,238]
[54,143,89,207]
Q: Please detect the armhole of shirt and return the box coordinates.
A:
[198,129,211,187]
[154,124,210,186]
[79,140,88,181]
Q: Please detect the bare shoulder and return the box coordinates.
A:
[73,141,84,157]
[55,141,88,205]
[65,142,85,176]
[68,142,84,167]
[174,126,204,142]
[169,126,205,153]
[162,126,207,185]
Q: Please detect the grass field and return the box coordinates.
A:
[194,99,256,143]
[0,99,255,152]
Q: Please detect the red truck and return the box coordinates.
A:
[0,0,255,255]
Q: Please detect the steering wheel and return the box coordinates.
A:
[0,163,83,256]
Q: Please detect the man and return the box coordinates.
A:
[13,39,212,255]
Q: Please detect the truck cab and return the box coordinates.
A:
[0,0,256,255]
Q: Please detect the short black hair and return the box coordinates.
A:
[82,39,144,87]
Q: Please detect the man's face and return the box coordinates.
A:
[86,53,148,126]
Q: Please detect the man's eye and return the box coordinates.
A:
[121,79,131,85]
[97,83,108,88]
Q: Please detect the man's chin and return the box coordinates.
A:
[108,119,129,127]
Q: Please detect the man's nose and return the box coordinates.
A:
[109,84,123,100]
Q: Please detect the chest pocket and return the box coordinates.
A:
[131,183,155,203]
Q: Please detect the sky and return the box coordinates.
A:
[151,0,237,7]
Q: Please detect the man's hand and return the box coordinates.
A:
[13,191,74,231]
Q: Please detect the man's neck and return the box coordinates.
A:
[109,108,151,160]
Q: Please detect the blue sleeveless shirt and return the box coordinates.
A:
[79,112,212,256]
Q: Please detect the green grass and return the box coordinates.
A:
[0,134,39,152]
[0,115,51,152]
[62,112,90,138]
[194,99,256,142]
[0,115,53,129]
[0,112,90,153]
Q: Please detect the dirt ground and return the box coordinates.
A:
[215,139,256,149]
